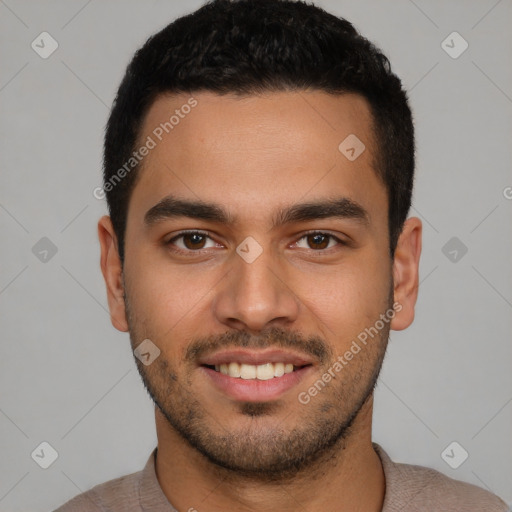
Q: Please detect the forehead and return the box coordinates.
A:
[129,90,386,229]
[140,90,376,157]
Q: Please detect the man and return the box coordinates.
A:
[55,0,508,510]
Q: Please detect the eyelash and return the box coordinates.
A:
[165,230,347,254]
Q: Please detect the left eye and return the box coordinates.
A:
[295,232,343,250]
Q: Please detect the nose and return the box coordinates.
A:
[211,241,300,333]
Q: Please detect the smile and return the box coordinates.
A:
[208,362,307,380]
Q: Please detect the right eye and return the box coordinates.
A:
[165,230,220,253]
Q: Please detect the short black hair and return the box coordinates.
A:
[103,0,414,264]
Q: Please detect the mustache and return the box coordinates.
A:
[185,326,333,365]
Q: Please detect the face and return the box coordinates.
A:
[100,90,420,479]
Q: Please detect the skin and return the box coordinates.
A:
[98,90,422,511]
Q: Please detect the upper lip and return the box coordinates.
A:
[199,348,315,367]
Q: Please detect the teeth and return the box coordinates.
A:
[213,362,300,380]
[240,363,257,379]
[256,363,274,380]
[274,362,285,377]
[228,362,241,378]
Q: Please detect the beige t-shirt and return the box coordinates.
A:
[53,443,509,511]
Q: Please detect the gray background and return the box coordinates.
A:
[0,0,511,510]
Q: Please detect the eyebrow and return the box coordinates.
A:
[143,194,370,229]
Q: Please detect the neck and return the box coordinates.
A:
[154,395,385,512]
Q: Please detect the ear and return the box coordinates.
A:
[390,217,422,331]
[98,215,129,332]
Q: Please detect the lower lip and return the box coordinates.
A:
[201,366,313,402]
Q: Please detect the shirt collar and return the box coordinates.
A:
[139,447,178,511]
[139,443,397,510]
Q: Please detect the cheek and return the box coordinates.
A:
[298,254,391,336]
[125,254,219,339]
[124,258,172,332]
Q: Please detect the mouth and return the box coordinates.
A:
[203,362,310,380]
[198,349,315,402]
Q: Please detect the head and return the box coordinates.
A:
[99,0,421,480]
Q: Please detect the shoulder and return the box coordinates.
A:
[373,443,509,512]
[53,468,143,511]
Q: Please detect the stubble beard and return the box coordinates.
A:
[125,291,391,482]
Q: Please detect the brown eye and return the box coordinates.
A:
[166,231,216,252]
[182,233,207,250]
[295,232,344,251]
[307,233,330,250]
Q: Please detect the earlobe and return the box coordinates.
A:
[98,215,129,332]
[390,217,422,331]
